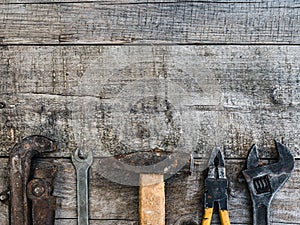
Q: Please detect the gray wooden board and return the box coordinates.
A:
[0,158,299,224]
[3,0,288,3]
[1,0,300,44]
[1,45,300,158]
[54,220,138,225]
[1,1,299,224]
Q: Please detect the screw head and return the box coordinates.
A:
[0,193,8,201]
[32,185,45,197]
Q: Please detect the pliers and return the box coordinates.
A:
[202,147,230,225]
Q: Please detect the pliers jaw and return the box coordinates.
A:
[207,147,226,179]
[202,148,230,225]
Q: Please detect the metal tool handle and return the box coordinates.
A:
[76,167,90,225]
[72,149,93,225]
[253,203,269,225]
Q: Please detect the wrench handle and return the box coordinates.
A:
[253,203,269,225]
[76,167,90,225]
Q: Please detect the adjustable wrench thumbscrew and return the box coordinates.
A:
[72,149,93,225]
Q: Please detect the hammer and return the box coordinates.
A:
[98,148,192,225]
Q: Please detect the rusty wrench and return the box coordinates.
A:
[242,141,294,225]
[72,149,93,225]
[0,135,57,225]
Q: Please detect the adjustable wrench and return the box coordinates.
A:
[242,141,294,225]
[72,149,93,225]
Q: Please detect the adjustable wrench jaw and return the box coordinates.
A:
[242,141,294,225]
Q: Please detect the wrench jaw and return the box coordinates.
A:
[242,141,294,225]
[274,141,295,173]
[71,149,94,168]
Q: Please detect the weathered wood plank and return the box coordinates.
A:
[1,0,265,3]
[1,45,300,158]
[54,220,138,225]
[0,158,8,225]
[0,158,299,224]
[1,1,300,44]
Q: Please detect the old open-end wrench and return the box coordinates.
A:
[72,149,93,225]
[242,141,294,225]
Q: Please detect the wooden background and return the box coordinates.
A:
[0,0,300,224]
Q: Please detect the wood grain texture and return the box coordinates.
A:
[139,174,165,225]
[1,45,300,158]
[0,158,299,224]
[2,0,271,3]
[1,2,300,224]
[1,0,300,44]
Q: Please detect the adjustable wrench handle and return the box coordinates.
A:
[246,179,272,225]
[253,203,269,225]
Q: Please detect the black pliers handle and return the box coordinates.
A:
[202,148,230,225]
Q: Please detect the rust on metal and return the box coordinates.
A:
[2,135,57,225]
[27,164,57,225]
[98,148,191,186]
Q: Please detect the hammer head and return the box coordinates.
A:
[98,148,192,186]
[242,141,294,199]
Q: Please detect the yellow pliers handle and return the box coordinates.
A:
[219,209,230,225]
[201,208,230,225]
[202,208,213,225]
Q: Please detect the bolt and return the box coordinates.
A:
[0,193,8,201]
[32,185,45,197]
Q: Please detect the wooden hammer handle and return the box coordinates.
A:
[139,174,165,225]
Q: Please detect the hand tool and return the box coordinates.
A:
[98,149,192,225]
[0,135,57,225]
[242,141,294,225]
[27,163,57,225]
[72,149,93,225]
[201,147,230,225]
